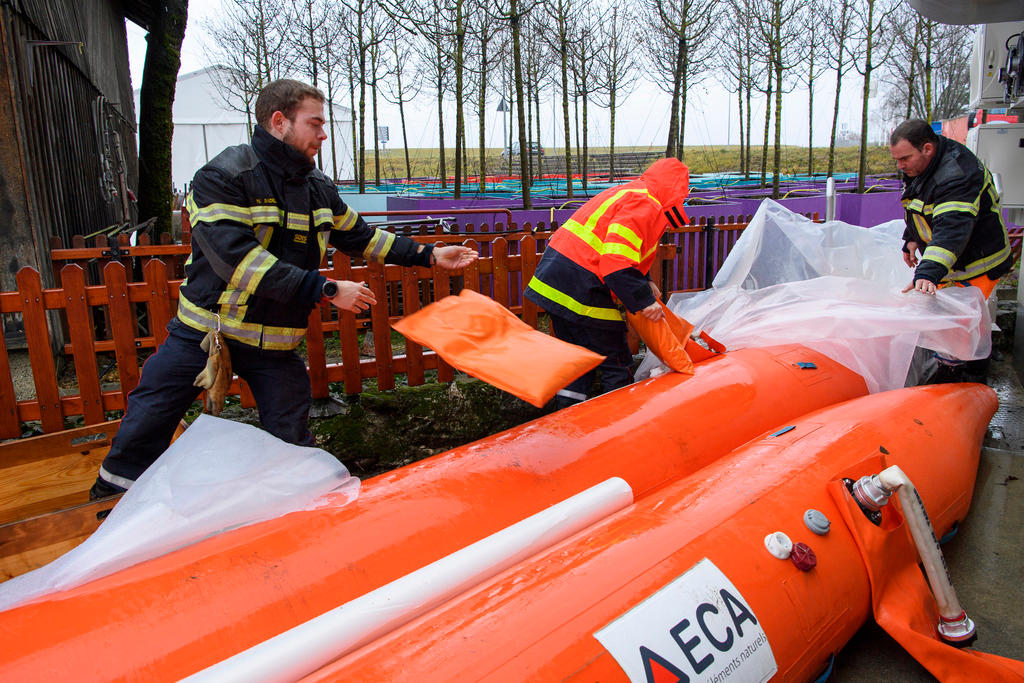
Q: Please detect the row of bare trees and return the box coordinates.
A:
[197,0,976,204]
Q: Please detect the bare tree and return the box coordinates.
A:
[750,0,806,197]
[339,0,392,192]
[883,10,973,122]
[381,29,421,181]
[850,0,899,191]
[204,0,294,134]
[286,0,333,170]
[569,3,606,191]
[542,0,581,196]
[717,2,749,176]
[799,0,827,175]
[822,0,856,176]
[486,0,542,208]
[462,0,498,190]
[592,0,641,183]
[646,0,720,161]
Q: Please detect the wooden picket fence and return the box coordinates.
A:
[1,220,759,440]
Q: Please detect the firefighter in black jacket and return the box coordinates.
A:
[891,119,1011,297]
[890,118,1011,381]
[90,79,475,499]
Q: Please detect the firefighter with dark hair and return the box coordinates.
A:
[524,157,690,408]
[890,118,1011,381]
[90,79,475,498]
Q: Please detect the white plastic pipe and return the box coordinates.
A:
[825,176,836,222]
[876,466,965,621]
[183,477,634,683]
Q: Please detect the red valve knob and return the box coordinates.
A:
[790,542,817,571]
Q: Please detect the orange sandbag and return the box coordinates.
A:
[392,289,604,407]
[626,301,698,373]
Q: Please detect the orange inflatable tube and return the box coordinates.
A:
[0,345,866,681]
[306,384,999,682]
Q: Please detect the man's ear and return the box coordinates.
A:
[922,141,936,159]
[269,110,288,135]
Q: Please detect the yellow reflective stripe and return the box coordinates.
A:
[312,208,334,227]
[286,212,310,231]
[641,243,660,262]
[922,245,956,269]
[217,286,248,307]
[581,188,660,232]
[251,206,281,224]
[913,213,932,242]
[177,294,306,349]
[947,245,1012,281]
[363,228,395,263]
[526,276,624,322]
[903,198,925,212]
[563,219,606,255]
[334,208,359,231]
[228,246,277,294]
[933,200,979,217]
[178,294,261,344]
[188,200,254,226]
[607,223,643,250]
[261,326,308,350]
[318,231,328,262]
[602,242,641,263]
[254,224,273,248]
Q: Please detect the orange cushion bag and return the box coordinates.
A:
[625,302,696,374]
[392,289,605,407]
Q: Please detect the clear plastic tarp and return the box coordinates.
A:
[0,415,359,612]
[637,200,993,393]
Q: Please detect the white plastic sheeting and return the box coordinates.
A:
[637,200,993,393]
[0,415,359,613]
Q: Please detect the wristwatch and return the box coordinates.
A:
[322,280,339,299]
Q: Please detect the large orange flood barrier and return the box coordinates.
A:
[0,344,867,681]
[302,384,1005,682]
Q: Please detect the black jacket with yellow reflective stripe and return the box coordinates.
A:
[901,136,1011,286]
[179,126,430,349]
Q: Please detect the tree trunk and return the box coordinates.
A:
[453,0,465,198]
[511,2,532,208]
[138,0,187,236]
[478,33,489,192]
[760,73,772,188]
[560,21,573,198]
[666,37,684,159]
[827,65,843,177]
[435,41,447,189]
[678,41,688,162]
[856,0,875,193]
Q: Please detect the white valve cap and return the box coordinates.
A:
[764,531,794,559]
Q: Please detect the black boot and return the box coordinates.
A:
[89,477,125,501]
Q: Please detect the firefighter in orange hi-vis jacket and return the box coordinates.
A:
[524,157,690,408]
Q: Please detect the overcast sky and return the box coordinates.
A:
[126,1,879,151]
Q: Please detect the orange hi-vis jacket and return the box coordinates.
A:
[525,157,690,329]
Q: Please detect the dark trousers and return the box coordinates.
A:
[549,315,633,408]
[99,323,314,486]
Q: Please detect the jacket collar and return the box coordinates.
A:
[252,125,315,180]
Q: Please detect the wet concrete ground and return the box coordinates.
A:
[832,353,1024,680]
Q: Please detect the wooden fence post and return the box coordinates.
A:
[16,268,62,433]
[101,262,140,401]
[61,265,104,425]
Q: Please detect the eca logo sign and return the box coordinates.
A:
[595,558,777,683]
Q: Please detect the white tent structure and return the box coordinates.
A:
[135,67,354,192]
